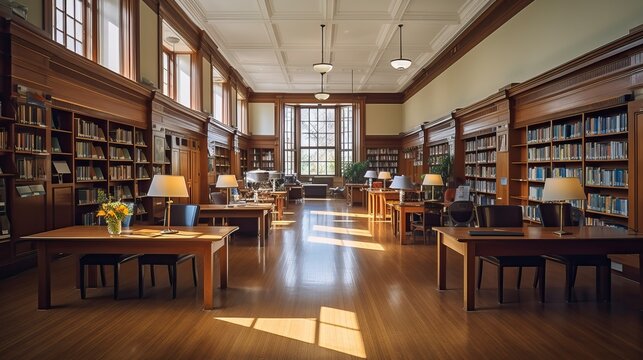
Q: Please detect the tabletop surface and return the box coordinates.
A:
[433,226,643,242]
[22,225,239,241]
[200,203,273,210]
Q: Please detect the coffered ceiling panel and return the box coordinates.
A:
[178,0,493,93]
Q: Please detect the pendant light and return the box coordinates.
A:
[314,73,330,101]
[313,24,333,74]
[390,24,412,70]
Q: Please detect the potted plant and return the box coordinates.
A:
[432,155,454,200]
[341,161,369,184]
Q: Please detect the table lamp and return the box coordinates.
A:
[422,174,444,201]
[147,175,189,234]
[364,170,377,189]
[216,174,239,205]
[378,171,392,189]
[390,175,414,204]
[541,177,585,236]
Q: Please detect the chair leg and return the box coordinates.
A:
[476,259,483,290]
[497,266,504,304]
[168,265,173,285]
[150,265,156,287]
[570,265,578,288]
[538,265,546,303]
[113,264,119,300]
[516,266,522,289]
[138,261,144,298]
[80,264,86,299]
[565,263,573,303]
[605,265,611,303]
[99,265,106,287]
[171,265,178,299]
[191,258,198,287]
[532,267,539,288]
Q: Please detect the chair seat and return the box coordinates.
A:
[80,254,139,265]
[482,255,545,267]
[544,254,610,266]
[138,254,194,265]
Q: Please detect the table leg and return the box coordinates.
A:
[400,209,407,244]
[258,213,265,247]
[203,247,214,310]
[639,253,643,309]
[437,232,446,290]
[219,236,228,289]
[37,242,51,310]
[463,243,476,311]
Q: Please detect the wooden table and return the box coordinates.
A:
[199,203,272,246]
[433,226,643,311]
[269,191,287,219]
[23,225,238,310]
[367,189,398,221]
[391,202,424,244]
[345,184,367,206]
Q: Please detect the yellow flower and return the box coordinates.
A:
[96,210,106,217]
[107,210,115,218]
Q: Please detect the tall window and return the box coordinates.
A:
[300,107,336,176]
[53,0,86,55]
[176,54,191,107]
[162,50,174,97]
[99,0,121,73]
[212,67,224,122]
[284,105,295,175]
[340,105,353,175]
[237,94,248,133]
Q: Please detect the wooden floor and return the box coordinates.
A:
[1,200,642,359]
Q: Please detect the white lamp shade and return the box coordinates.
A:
[541,177,585,201]
[390,175,414,190]
[147,175,189,198]
[216,174,238,188]
[378,171,392,180]
[364,170,378,179]
[390,58,412,70]
[422,174,444,186]
[312,63,333,74]
[314,92,330,101]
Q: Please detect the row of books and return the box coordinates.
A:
[80,211,100,225]
[476,194,496,206]
[135,131,146,146]
[585,113,627,135]
[552,143,582,160]
[476,151,496,163]
[77,188,101,204]
[552,121,582,140]
[112,185,133,200]
[585,141,627,160]
[136,167,150,179]
[109,147,132,161]
[529,185,544,201]
[428,144,449,156]
[476,135,496,149]
[16,157,46,180]
[110,128,133,144]
[76,166,105,181]
[109,165,133,180]
[523,205,540,222]
[528,166,548,181]
[552,167,582,179]
[528,146,550,161]
[366,148,399,155]
[0,128,7,150]
[367,155,398,161]
[480,166,496,177]
[527,126,550,143]
[15,132,45,152]
[76,141,106,159]
[475,180,496,194]
[368,161,397,167]
[135,149,148,162]
[587,194,627,216]
[585,167,628,187]
[76,118,106,140]
[17,104,45,126]
[584,217,627,228]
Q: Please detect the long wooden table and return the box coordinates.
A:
[367,189,398,221]
[433,226,643,311]
[391,202,424,244]
[199,203,272,246]
[23,225,238,310]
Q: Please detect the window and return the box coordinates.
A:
[212,67,224,122]
[98,0,121,73]
[162,49,174,97]
[237,93,248,134]
[284,105,295,175]
[300,107,336,176]
[176,54,191,107]
[340,106,353,175]
[53,0,86,55]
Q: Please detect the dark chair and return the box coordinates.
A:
[287,185,304,203]
[447,201,475,226]
[329,186,345,199]
[476,205,546,304]
[538,203,611,302]
[137,204,200,299]
[410,201,443,243]
[79,214,137,300]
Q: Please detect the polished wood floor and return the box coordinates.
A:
[1,200,642,359]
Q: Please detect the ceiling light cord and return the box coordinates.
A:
[321,24,325,63]
[398,24,403,59]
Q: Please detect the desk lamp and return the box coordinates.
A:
[147,175,189,234]
[378,171,392,189]
[364,170,377,189]
[390,175,414,204]
[216,174,239,205]
[422,174,444,201]
[541,177,585,236]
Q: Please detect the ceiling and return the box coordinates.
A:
[177,0,493,93]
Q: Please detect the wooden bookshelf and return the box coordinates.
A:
[366,148,399,175]
[250,148,275,170]
[463,133,497,205]
[239,148,248,177]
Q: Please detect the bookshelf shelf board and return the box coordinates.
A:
[108,159,134,163]
[527,179,546,183]
[0,173,16,177]
[0,238,11,244]
[51,128,73,134]
[551,159,582,163]
[465,149,477,153]
[511,196,530,202]
[585,209,628,219]
[552,137,582,143]
[76,137,107,143]
[51,182,73,187]
[0,115,15,122]
[15,178,46,183]
[476,161,496,165]
[135,144,148,148]
[584,184,628,190]
[76,179,107,183]
[475,190,497,195]
[465,175,477,178]
[15,123,47,130]
[527,198,544,203]
[0,149,12,154]
[524,218,542,224]
[109,178,134,182]
[77,202,100,206]
[135,177,151,181]
[465,162,477,165]
[527,141,551,146]
[14,150,49,156]
[152,162,171,165]
[512,143,527,148]
[76,157,107,161]
[136,161,150,164]
[584,131,628,139]
[511,178,528,182]
[52,152,73,156]
[511,161,528,165]
[585,159,628,162]
[109,140,133,146]
[477,176,497,180]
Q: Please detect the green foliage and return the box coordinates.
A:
[342,161,369,183]
[434,155,454,184]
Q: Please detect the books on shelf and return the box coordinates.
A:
[77,188,100,204]
[51,137,62,153]
[476,135,496,149]
[110,128,133,144]
[135,131,147,146]
[528,166,549,181]
[17,104,45,126]
[528,185,544,201]
[15,132,45,152]
[552,167,581,179]
[136,148,148,162]
[16,157,46,180]
[76,141,106,159]
[585,113,627,135]
[76,118,106,140]
[552,121,582,140]
[476,150,496,163]
[527,146,550,161]
[552,143,582,160]
[480,166,496,177]
[109,165,133,180]
[587,193,627,216]
[585,167,628,187]
[475,180,496,194]
[112,185,133,200]
[585,141,627,160]
[0,128,8,150]
[136,166,149,179]
[109,147,132,160]
[527,126,551,143]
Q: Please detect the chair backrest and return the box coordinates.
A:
[476,205,523,227]
[447,201,475,227]
[372,181,383,189]
[166,204,200,226]
[538,203,573,227]
[209,192,227,204]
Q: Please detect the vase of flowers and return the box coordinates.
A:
[96,190,130,235]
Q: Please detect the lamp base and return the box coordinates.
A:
[160,228,179,235]
[552,230,571,236]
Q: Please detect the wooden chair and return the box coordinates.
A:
[476,205,546,304]
[538,203,611,302]
[446,201,475,227]
[79,214,137,300]
[137,204,200,299]
[410,201,442,243]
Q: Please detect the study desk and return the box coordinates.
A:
[199,203,272,246]
[344,184,367,206]
[367,189,398,221]
[433,226,643,311]
[23,225,238,310]
[390,202,424,244]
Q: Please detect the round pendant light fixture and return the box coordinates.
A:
[313,24,333,74]
[314,73,330,101]
[390,24,412,70]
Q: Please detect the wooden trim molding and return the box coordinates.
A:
[248,92,402,104]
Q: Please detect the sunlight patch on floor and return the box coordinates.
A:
[272,220,296,226]
[310,210,371,219]
[313,225,372,237]
[308,236,384,251]
[214,306,366,358]
[333,220,357,223]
